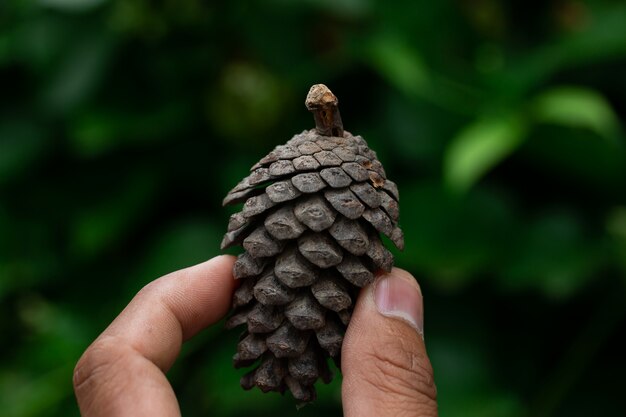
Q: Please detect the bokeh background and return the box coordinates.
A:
[2,0,626,416]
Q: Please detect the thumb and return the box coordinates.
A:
[341,268,437,417]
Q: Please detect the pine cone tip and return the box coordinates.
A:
[221,83,403,403]
[305,84,343,138]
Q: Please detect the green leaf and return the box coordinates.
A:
[41,32,112,114]
[0,120,48,184]
[0,33,11,65]
[363,34,430,99]
[444,114,527,193]
[68,102,190,157]
[499,211,606,298]
[488,5,626,99]
[38,0,109,13]
[606,207,626,276]
[532,86,621,142]
[272,0,372,17]
[0,364,75,417]
[429,334,525,417]
[134,219,223,286]
[69,172,158,259]
[396,182,516,288]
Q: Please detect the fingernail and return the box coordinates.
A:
[374,273,424,335]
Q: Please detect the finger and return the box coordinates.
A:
[342,268,437,417]
[73,255,236,417]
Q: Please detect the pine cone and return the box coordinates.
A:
[221,84,404,403]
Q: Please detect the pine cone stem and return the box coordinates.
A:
[305,84,344,137]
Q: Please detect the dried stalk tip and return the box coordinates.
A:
[305,84,338,109]
[305,84,344,137]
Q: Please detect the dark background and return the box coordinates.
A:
[1,0,626,416]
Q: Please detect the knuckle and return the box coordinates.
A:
[137,279,162,298]
[73,336,127,393]
[136,276,176,306]
[362,328,437,406]
[73,336,145,415]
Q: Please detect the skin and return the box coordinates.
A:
[73,255,438,416]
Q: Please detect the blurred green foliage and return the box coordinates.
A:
[1,0,626,416]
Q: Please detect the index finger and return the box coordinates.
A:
[73,255,236,417]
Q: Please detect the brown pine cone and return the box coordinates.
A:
[221,84,403,403]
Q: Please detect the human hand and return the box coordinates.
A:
[73,255,437,416]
